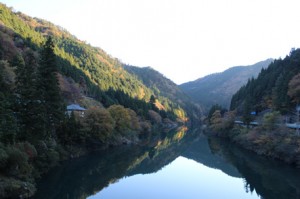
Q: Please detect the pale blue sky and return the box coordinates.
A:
[2,0,300,84]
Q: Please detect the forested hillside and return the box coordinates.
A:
[230,49,300,114]
[0,3,195,121]
[180,59,273,112]
[0,4,200,198]
[206,49,300,167]
[124,65,202,123]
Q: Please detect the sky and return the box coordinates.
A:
[2,0,300,84]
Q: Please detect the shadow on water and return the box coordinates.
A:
[31,127,196,199]
[206,137,300,199]
[31,128,300,199]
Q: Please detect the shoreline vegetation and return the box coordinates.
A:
[0,122,182,199]
[206,48,300,169]
[206,109,300,168]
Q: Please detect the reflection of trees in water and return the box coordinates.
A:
[32,128,300,199]
[31,127,194,199]
[127,127,195,176]
[31,145,146,199]
[207,137,300,199]
[182,134,241,178]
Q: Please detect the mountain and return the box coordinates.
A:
[180,59,273,112]
[0,3,198,122]
[124,65,202,122]
[230,49,300,114]
[0,4,203,197]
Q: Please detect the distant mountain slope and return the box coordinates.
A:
[124,65,202,121]
[180,59,273,112]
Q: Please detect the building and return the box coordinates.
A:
[66,104,86,117]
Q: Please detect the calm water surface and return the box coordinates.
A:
[90,156,258,199]
[32,128,300,199]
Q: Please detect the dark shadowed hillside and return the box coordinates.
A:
[180,59,273,112]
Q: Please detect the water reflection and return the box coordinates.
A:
[31,128,300,199]
[208,137,300,199]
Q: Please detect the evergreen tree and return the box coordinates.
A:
[0,92,17,144]
[0,61,17,144]
[38,37,64,138]
[15,51,47,142]
[242,97,253,127]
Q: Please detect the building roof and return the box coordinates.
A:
[67,104,86,111]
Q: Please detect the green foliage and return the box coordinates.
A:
[0,3,198,125]
[82,107,115,143]
[242,97,254,126]
[124,65,201,122]
[0,4,44,49]
[4,145,32,178]
[262,111,280,131]
[0,60,17,144]
[57,112,83,144]
[15,50,45,142]
[39,37,64,136]
[0,4,203,197]
[230,49,300,114]
[108,105,132,134]
[34,140,60,174]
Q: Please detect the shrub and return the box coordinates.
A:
[15,142,37,160]
[5,146,32,178]
[262,111,280,131]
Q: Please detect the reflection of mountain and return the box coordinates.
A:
[126,128,198,176]
[31,128,195,199]
[31,146,147,199]
[32,129,300,199]
[181,135,241,178]
[209,137,300,199]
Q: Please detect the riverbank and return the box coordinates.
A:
[205,125,300,167]
[0,123,181,199]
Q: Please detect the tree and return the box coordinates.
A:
[242,98,253,127]
[57,112,81,144]
[148,110,162,124]
[83,107,115,143]
[262,111,280,131]
[38,37,64,138]
[108,105,131,134]
[127,108,141,131]
[15,51,47,142]
[210,110,222,131]
[0,61,17,144]
[288,73,300,103]
[208,104,226,123]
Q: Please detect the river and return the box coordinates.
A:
[31,128,300,199]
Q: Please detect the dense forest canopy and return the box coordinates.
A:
[230,48,300,115]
